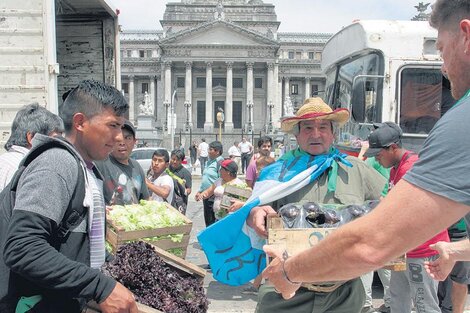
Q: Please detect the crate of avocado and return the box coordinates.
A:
[106,200,192,258]
[268,201,405,272]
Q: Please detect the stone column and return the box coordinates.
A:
[274,62,281,128]
[185,61,193,128]
[150,75,156,114]
[267,62,274,121]
[267,62,274,104]
[128,75,135,122]
[163,61,172,133]
[164,61,172,104]
[225,61,234,131]
[305,77,311,100]
[282,77,290,104]
[246,62,254,131]
[204,61,213,132]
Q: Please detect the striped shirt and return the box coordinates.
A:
[0,145,29,192]
[87,167,106,269]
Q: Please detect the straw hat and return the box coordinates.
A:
[281,97,350,133]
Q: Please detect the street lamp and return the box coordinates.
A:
[246,101,253,134]
[184,100,191,132]
[163,101,170,131]
[216,107,225,141]
[267,101,274,133]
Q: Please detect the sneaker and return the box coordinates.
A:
[377,304,390,313]
[361,306,376,313]
[241,285,258,295]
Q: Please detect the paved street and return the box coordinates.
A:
[185,173,470,313]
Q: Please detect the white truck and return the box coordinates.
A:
[321,20,447,154]
[0,0,121,148]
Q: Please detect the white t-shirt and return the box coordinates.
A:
[238,141,252,154]
[198,142,209,157]
[150,173,174,204]
[228,145,241,157]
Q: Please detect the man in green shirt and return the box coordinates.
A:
[195,141,223,226]
[248,98,387,313]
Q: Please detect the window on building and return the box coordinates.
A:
[121,83,129,94]
[311,84,319,96]
[255,77,263,89]
[308,52,315,59]
[212,77,226,88]
[127,50,132,58]
[177,77,185,88]
[291,84,298,95]
[139,50,145,58]
[295,52,302,60]
[197,101,205,128]
[196,77,206,88]
[233,101,242,129]
[146,49,152,57]
[288,51,294,59]
[315,52,322,61]
[141,83,149,94]
[233,78,243,88]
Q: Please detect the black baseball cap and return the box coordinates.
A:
[364,122,403,157]
[122,120,136,138]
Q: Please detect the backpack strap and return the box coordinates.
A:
[14,139,87,239]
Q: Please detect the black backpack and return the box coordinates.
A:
[0,139,87,310]
[170,178,188,215]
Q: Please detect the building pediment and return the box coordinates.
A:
[158,20,279,48]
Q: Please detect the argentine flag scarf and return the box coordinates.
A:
[197,147,351,286]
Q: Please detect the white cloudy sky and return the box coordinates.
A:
[108,0,429,34]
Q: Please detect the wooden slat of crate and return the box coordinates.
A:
[106,202,193,257]
[150,243,206,282]
[223,184,252,199]
[267,214,335,256]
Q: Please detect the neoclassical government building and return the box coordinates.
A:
[120,0,331,143]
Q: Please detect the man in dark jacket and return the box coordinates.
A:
[1,80,137,312]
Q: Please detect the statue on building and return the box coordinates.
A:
[411,2,431,21]
[214,0,225,20]
[283,96,295,117]
[139,91,153,116]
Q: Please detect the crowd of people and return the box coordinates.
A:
[1,1,470,312]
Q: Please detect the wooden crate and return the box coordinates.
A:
[106,202,193,258]
[267,213,336,257]
[220,184,252,211]
[86,244,206,313]
[267,213,405,273]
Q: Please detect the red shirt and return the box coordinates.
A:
[390,151,449,258]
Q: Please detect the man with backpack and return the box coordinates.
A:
[168,149,191,213]
[0,80,137,312]
[146,149,174,204]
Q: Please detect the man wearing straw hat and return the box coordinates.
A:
[248,97,386,313]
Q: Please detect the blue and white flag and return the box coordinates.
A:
[197,148,351,286]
